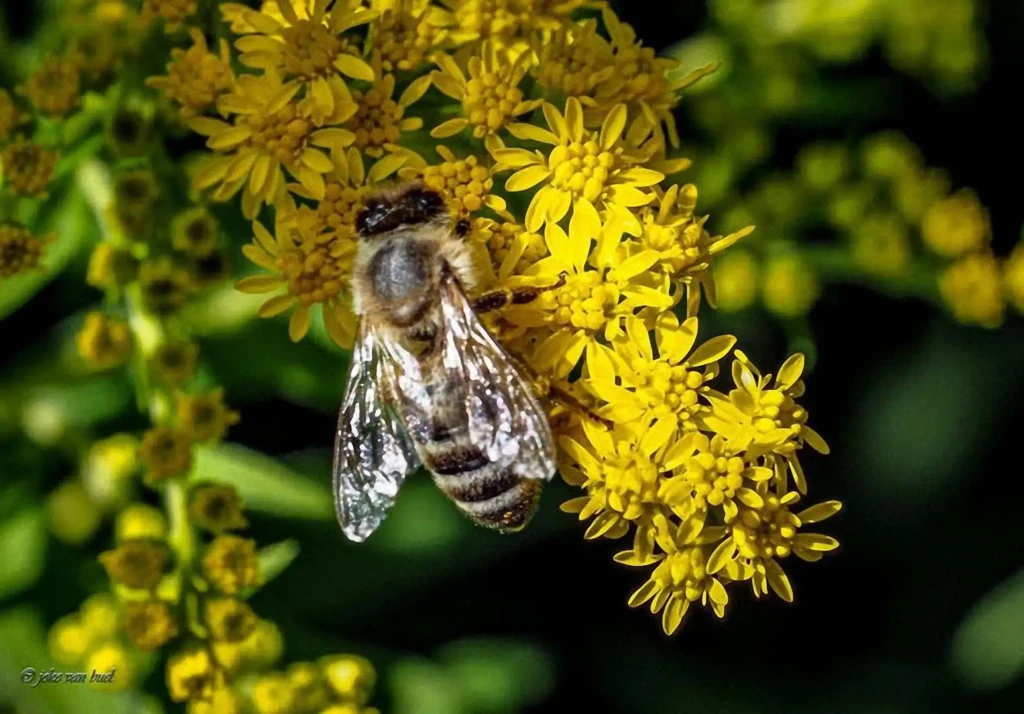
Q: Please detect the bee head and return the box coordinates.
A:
[356,185,446,239]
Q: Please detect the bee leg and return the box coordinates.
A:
[471,272,569,314]
[509,352,613,429]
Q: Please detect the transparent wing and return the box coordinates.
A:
[333,323,420,542]
[438,274,557,481]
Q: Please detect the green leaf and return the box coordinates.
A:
[191,443,333,520]
[257,539,301,586]
[0,190,93,320]
[440,639,554,713]
[0,508,47,601]
[389,659,465,714]
[951,567,1024,692]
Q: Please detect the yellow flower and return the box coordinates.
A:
[150,340,199,387]
[141,0,198,31]
[124,600,179,650]
[139,425,194,483]
[49,615,92,664]
[113,168,161,236]
[82,433,139,507]
[288,662,332,711]
[18,56,81,116]
[622,512,729,634]
[66,26,119,82]
[430,40,542,139]
[203,535,260,595]
[80,593,120,640]
[632,184,753,313]
[172,207,220,257]
[237,216,358,347]
[46,479,103,545]
[167,645,218,702]
[190,484,248,533]
[0,137,58,196]
[87,243,140,289]
[253,673,297,714]
[76,311,133,370]
[85,643,130,691]
[189,687,243,714]
[468,215,545,278]
[584,314,734,433]
[177,389,240,442]
[0,223,54,279]
[708,485,842,602]
[320,654,376,704]
[939,251,1005,327]
[593,6,718,148]
[206,597,258,642]
[703,351,829,495]
[1005,242,1024,313]
[347,69,431,158]
[233,0,376,125]
[441,0,581,47]
[191,72,356,217]
[0,88,27,143]
[99,538,168,590]
[140,258,193,314]
[489,98,678,233]
[147,28,234,120]
[371,0,454,73]
[712,249,758,312]
[116,503,168,541]
[761,252,819,317]
[921,188,991,258]
[237,619,284,668]
[532,18,615,98]
[399,145,506,216]
[851,212,912,277]
[861,131,922,182]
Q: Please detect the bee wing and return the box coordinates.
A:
[333,323,420,542]
[439,274,558,481]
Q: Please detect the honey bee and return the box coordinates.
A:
[333,183,559,542]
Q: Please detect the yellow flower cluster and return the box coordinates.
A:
[162,0,840,633]
[0,136,60,197]
[0,223,54,280]
[50,595,133,692]
[712,132,1021,327]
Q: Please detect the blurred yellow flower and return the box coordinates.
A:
[320,654,376,704]
[18,56,81,116]
[430,40,542,139]
[177,389,241,442]
[206,597,259,642]
[140,259,193,315]
[191,484,249,533]
[139,425,194,483]
[116,503,168,541]
[761,252,819,317]
[233,0,375,124]
[49,615,93,664]
[76,311,133,370]
[490,98,675,233]
[80,593,120,639]
[189,686,243,714]
[172,207,220,258]
[150,340,199,386]
[0,223,54,279]
[191,72,356,217]
[167,645,217,702]
[0,137,58,196]
[253,672,297,714]
[0,88,26,143]
[85,643,131,691]
[712,249,758,312]
[532,19,614,98]
[939,251,1005,327]
[851,212,911,277]
[46,480,103,544]
[147,28,235,120]
[124,600,179,650]
[99,539,168,590]
[203,534,261,594]
[921,188,990,258]
[141,0,197,32]
[87,244,139,289]
[1005,242,1024,313]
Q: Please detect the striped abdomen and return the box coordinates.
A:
[423,436,542,531]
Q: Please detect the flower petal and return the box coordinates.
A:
[505,165,551,192]
[430,118,469,138]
